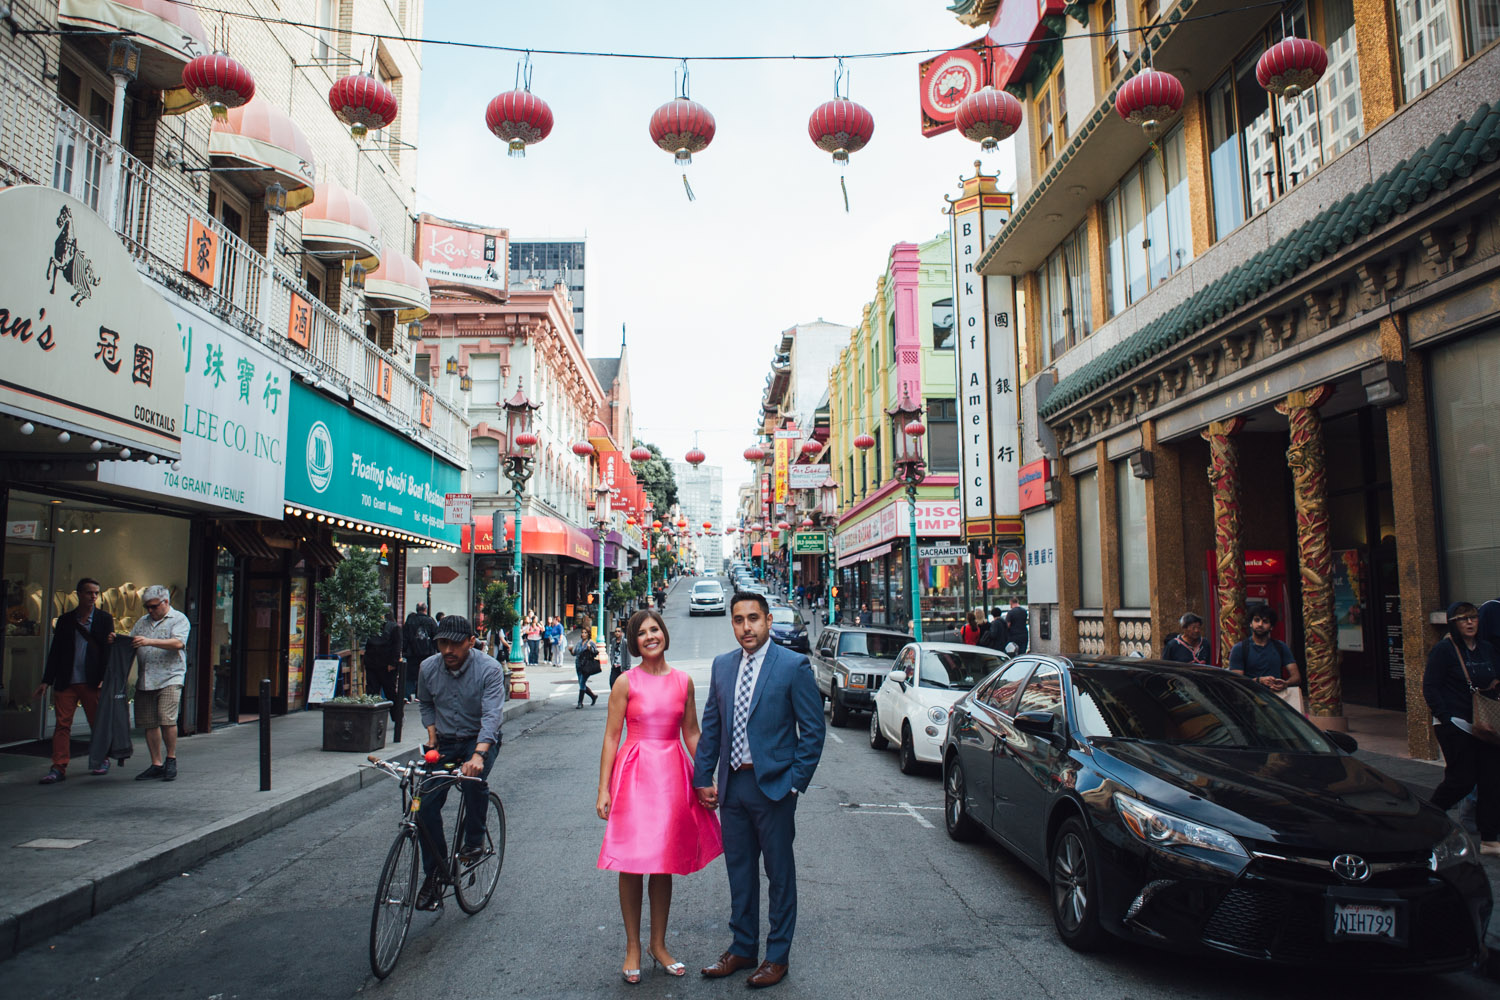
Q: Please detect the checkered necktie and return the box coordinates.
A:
[729,652,754,770]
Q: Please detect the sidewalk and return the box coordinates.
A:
[0,696,539,961]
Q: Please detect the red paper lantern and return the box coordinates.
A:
[685,447,706,467]
[776,520,790,531]
[726,527,736,534]
[182,52,255,122]
[652,520,663,529]
[626,516,636,526]
[514,431,539,448]
[649,99,715,165]
[955,86,1023,151]
[485,89,554,158]
[743,445,765,462]
[676,517,688,528]
[752,522,764,531]
[571,441,595,457]
[702,521,713,530]
[1114,69,1184,136]
[808,99,874,164]
[329,73,398,139]
[800,440,822,457]
[853,433,876,450]
[904,420,927,438]
[630,446,653,463]
[1256,37,1329,99]
[801,517,814,528]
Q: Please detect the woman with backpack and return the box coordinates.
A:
[573,626,601,708]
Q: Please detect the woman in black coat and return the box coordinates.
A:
[1423,601,1500,855]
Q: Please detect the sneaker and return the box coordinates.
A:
[89,760,110,776]
[39,767,66,785]
[415,872,445,911]
[457,842,487,866]
[135,763,165,781]
[1481,841,1500,857]
[162,758,177,782]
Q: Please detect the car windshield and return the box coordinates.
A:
[693,583,721,594]
[921,650,1004,690]
[770,608,798,625]
[837,633,906,659]
[1070,668,1337,752]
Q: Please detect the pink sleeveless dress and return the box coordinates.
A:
[598,667,723,875]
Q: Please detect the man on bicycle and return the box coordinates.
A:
[415,615,506,910]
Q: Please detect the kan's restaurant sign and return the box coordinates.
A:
[0,186,183,453]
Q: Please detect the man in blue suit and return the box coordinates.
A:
[694,591,825,988]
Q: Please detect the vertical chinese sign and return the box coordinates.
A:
[287,292,313,349]
[183,217,219,287]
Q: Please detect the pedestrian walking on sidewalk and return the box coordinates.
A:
[608,625,631,688]
[524,615,542,664]
[1424,601,1500,856]
[363,609,404,724]
[403,603,438,702]
[573,630,601,708]
[35,578,114,783]
[597,610,722,983]
[693,592,825,988]
[130,585,191,782]
[414,615,505,910]
[1162,612,1212,665]
[550,616,566,666]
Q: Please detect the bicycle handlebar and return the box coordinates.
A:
[363,754,487,784]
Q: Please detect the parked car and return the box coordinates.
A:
[871,642,1007,774]
[940,654,1492,972]
[689,580,726,616]
[809,625,910,727]
[768,605,810,653]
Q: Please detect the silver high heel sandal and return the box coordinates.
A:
[650,954,686,976]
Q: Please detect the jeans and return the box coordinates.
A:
[416,735,497,876]
[51,683,101,770]
[526,639,540,664]
[576,667,596,706]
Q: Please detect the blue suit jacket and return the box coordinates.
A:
[693,640,826,801]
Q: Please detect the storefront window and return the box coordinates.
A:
[920,553,968,631]
[210,547,235,727]
[1431,327,1500,599]
[1077,470,1103,607]
[888,548,907,630]
[3,502,54,742]
[1116,461,1150,608]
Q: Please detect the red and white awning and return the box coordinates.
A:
[59,0,209,99]
[208,100,318,210]
[365,247,430,323]
[300,182,381,269]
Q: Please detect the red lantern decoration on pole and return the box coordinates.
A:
[486,89,553,158]
[182,52,255,122]
[702,521,713,530]
[801,517,814,528]
[328,72,398,139]
[955,86,1023,151]
[571,441,595,458]
[685,447,706,467]
[629,446,653,463]
[676,517,689,529]
[743,445,765,462]
[904,419,927,438]
[1256,37,1329,99]
[800,440,822,457]
[776,520,790,531]
[853,433,876,451]
[1114,69,1184,137]
[808,99,874,164]
[514,431,539,449]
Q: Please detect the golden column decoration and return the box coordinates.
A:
[1202,418,1246,668]
[1276,385,1340,723]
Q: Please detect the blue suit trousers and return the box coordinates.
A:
[722,767,798,965]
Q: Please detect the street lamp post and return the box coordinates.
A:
[594,482,611,641]
[502,384,542,698]
[819,477,839,627]
[890,387,927,640]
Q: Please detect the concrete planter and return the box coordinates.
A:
[320,701,391,752]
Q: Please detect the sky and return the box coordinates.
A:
[415,0,1015,519]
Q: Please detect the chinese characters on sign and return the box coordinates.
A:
[287,292,312,349]
[376,360,393,401]
[183,217,219,287]
[419,392,434,428]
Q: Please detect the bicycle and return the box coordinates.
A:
[364,751,507,979]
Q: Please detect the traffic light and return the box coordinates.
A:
[586,591,596,605]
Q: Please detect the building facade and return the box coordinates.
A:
[509,238,586,346]
[0,0,464,739]
[673,462,724,573]
[958,0,1500,754]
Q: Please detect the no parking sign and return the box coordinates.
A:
[1000,549,1024,586]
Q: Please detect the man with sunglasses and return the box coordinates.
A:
[131,585,191,782]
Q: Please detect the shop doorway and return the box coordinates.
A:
[210,547,238,727]
[241,575,286,719]
[3,537,53,743]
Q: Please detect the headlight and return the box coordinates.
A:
[1114,792,1248,859]
[927,706,949,725]
[1431,821,1476,871]
[849,673,866,686]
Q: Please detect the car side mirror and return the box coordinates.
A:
[1324,730,1358,754]
[887,669,908,687]
[1014,710,1057,738]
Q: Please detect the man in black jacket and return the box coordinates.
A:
[34,578,115,784]
[403,603,438,702]
[1004,598,1029,655]
[364,609,405,723]
[980,607,1009,651]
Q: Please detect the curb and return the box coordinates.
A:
[0,696,539,961]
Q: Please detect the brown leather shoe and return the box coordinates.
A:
[700,951,758,978]
[746,962,789,988]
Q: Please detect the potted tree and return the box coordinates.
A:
[316,546,391,752]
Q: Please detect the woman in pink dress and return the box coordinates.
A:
[597,609,723,983]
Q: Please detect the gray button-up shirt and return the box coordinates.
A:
[417,648,507,747]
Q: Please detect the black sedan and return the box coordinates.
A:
[769,605,809,653]
[941,655,1491,972]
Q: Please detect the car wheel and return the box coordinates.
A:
[899,723,920,775]
[829,682,849,728]
[1050,817,1107,952]
[944,756,979,841]
[868,707,889,750]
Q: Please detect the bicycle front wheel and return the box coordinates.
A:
[369,827,419,979]
[453,792,506,914]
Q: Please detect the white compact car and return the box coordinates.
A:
[689,581,726,616]
[870,642,1010,774]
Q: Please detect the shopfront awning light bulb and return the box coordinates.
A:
[118,448,131,459]
[19,421,34,435]
[90,439,103,451]
[57,430,70,443]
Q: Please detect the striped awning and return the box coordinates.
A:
[365,246,430,323]
[59,0,208,99]
[208,100,318,210]
[300,182,381,269]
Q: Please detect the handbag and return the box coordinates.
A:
[1277,685,1306,715]
[1448,636,1500,744]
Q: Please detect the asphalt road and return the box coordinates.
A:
[4,576,1495,998]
